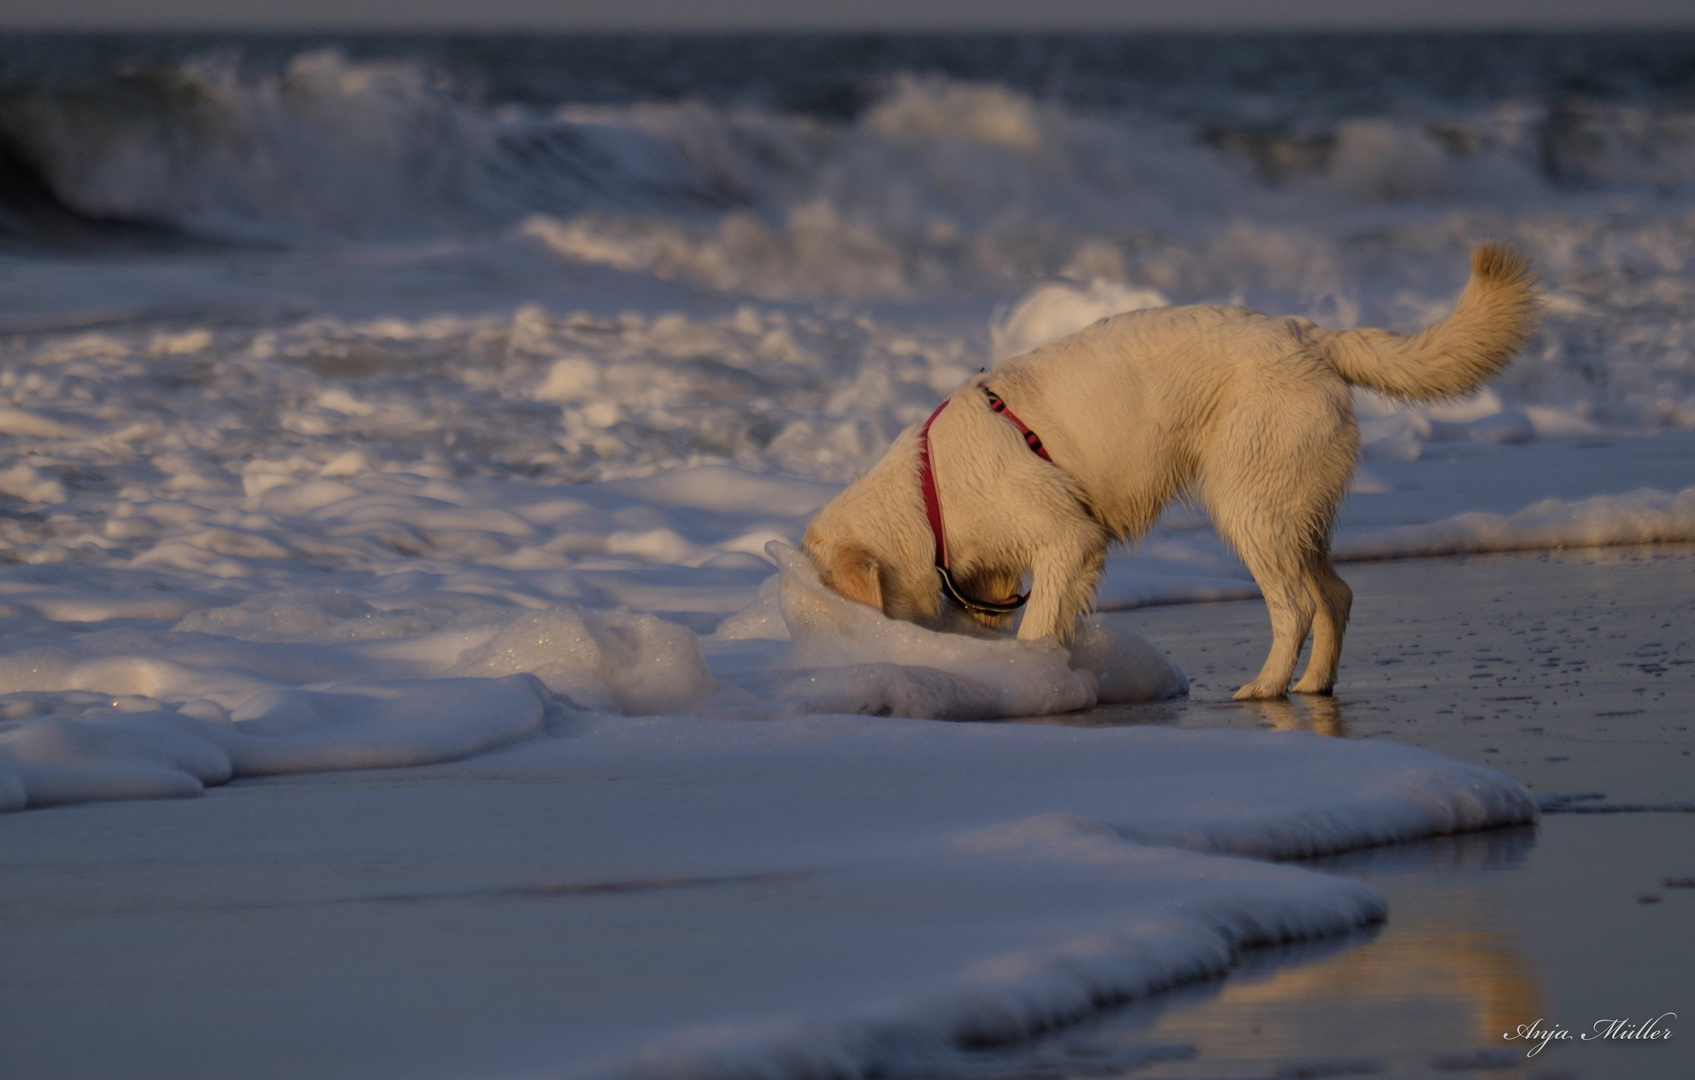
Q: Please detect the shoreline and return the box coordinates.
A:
[1092,544,1695,804]
[1062,544,1694,1078]
[0,545,1688,1079]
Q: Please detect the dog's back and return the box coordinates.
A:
[985,243,1539,545]
[988,303,1349,543]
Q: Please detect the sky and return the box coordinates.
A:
[1,0,1691,32]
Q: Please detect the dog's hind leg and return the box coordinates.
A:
[1203,370,1356,700]
[1230,557,1315,700]
[1204,488,1317,701]
[1291,553,1352,695]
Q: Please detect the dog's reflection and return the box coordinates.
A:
[1010,693,1349,734]
[1234,693,1347,736]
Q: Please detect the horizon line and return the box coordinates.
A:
[4,19,1695,34]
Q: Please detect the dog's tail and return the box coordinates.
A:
[1320,243,1540,402]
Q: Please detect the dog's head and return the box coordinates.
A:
[800,422,1032,630]
[801,534,887,614]
[802,525,1022,636]
[800,455,941,626]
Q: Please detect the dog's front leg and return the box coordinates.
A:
[1015,543,1104,644]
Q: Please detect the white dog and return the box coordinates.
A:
[803,244,1540,700]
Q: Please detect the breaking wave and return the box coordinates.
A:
[4,42,1695,297]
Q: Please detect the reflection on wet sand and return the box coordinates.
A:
[942,828,1554,1080]
[1123,827,1543,1076]
[1032,687,1349,736]
[1230,693,1347,736]
[1141,923,1542,1066]
[1126,816,1695,1079]
[940,835,1552,1080]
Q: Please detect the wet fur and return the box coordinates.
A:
[804,244,1540,699]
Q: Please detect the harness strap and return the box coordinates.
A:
[917,398,952,570]
[985,389,1053,463]
[917,386,1057,615]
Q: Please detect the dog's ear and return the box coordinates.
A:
[825,545,884,613]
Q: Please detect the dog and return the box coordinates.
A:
[802,244,1540,700]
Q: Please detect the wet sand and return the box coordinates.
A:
[944,816,1693,1080]
[1093,544,1695,803]
[1066,545,1695,1078]
[0,547,1687,1080]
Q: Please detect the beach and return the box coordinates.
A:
[1086,549,1695,1077]
[1,30,1693,1079]
[1,547,1688,1079]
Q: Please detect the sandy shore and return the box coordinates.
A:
[0,547,1688,1080]
[1099,544,1695,803]
[1077,545,1695,1078]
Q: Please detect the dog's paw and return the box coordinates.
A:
[1232,681,1289,701]
[1289,675,1336,696]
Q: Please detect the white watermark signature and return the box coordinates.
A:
[1503,1013,1676,1057]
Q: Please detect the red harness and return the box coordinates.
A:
[918,387,1055,614]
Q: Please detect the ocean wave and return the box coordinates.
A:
[4,48,1695,296]
[0,51,488,243]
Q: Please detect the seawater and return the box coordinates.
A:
[3,31,1693,478]
[4,31,1695,250]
